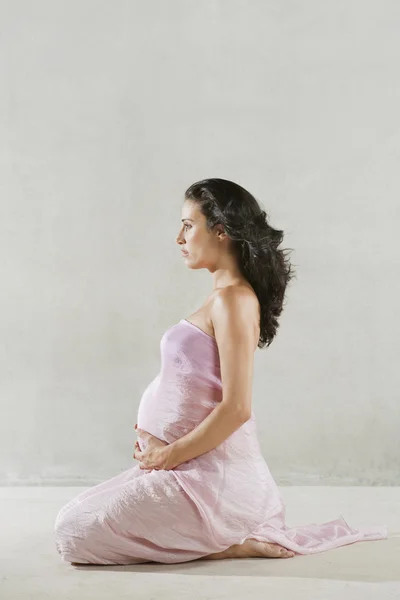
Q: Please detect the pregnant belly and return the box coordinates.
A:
[136,375,216,446]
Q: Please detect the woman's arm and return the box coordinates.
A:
[166,401,248,469]
[165,286,259,470]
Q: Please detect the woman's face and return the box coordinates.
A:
[176,200,222,270]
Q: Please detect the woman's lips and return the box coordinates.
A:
[181,250,189,256]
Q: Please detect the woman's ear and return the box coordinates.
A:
[215,224,227,241]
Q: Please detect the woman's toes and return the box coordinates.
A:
[241,539,295,559]
[280,547,295,558]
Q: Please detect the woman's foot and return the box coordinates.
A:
[205,538,295,560]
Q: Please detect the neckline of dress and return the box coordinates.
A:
[180,319,217,343]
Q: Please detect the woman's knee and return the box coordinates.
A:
[54,504,97,563]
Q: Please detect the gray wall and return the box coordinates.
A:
[1,0,399,485]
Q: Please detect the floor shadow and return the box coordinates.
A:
[70,538,398,583]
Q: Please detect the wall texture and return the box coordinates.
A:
[1,0,399,485]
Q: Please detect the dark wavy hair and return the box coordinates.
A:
[184,178,296,349]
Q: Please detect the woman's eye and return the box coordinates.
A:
[184,224,191,230]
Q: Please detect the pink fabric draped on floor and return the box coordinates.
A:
[54,318,388,564]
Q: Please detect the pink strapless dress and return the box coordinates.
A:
[54,319,388,564]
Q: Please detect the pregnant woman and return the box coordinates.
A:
[54,178,387,565]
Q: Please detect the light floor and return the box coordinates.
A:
[1,485,399,600]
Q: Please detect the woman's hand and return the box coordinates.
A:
[133,424,172,471]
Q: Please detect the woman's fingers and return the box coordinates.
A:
[133,441,142,459]
[135,426,150,438]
